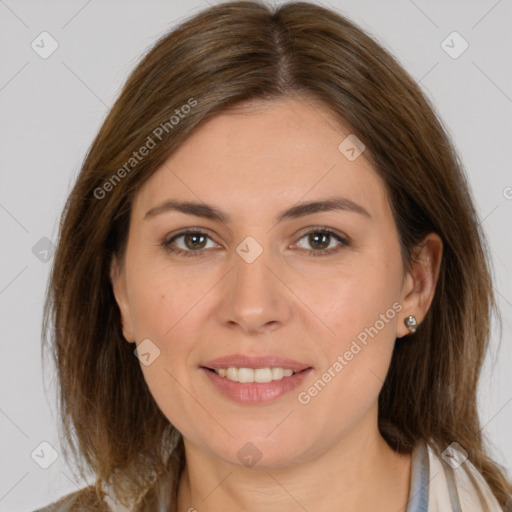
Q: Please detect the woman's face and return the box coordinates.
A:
[111,96,439,468]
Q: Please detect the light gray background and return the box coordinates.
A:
[1,0,511,510]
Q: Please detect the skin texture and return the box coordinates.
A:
[110,96,443,512]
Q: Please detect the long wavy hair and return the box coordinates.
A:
[42,1,511,510]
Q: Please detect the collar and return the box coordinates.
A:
[405,438,502,511]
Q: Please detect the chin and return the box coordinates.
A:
[210,433,309,469]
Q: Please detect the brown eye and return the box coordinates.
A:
[182,232,208,250]
[306,232,331,250]
[161,227,349,259]
[162,230,217,257]
[294,228,349,257]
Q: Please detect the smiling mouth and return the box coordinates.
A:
[202,366,307,383]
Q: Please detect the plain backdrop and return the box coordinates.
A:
[0,0,511,510]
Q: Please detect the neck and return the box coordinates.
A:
[176,411,412,512]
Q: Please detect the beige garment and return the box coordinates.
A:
[409,438,506,511]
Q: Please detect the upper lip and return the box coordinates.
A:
[201,354,311,372]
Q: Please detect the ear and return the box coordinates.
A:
[110,254,136,343]
[397,232,443,338]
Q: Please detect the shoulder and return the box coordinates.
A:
[33,485,111,512]
[425,439,503,511]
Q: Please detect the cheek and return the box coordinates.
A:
[317,262,400,347]
[308,254,402,401]
[127,262,198,341]
[127,266,211,393]
[130,271,203,433]
[295,277,400,442]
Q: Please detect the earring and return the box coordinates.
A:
[404,315,418,334]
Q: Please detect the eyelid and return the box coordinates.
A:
[161,228,221,251]
[163,225,350,243]
[295,225,350,243]
[161,225,350,257]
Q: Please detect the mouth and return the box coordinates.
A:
[199,355,312,403]
[201,366,306,383]
[200,364,313,404]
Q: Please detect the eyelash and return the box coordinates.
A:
[160,227,350,258]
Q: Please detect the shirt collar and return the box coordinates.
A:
[406,439,430,512]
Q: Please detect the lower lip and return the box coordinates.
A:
[200,367,313,404]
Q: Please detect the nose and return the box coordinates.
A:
[216,242,292,335]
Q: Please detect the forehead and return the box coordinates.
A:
[132,96,390,225]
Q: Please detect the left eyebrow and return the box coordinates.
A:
[143,196,372,223]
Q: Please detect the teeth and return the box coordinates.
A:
[226,367,238,381]
[271,367,283,380]
[213,367,299,383]
[255,368,273,382]
[238,368,254,383]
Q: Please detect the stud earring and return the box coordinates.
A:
[404,315,418,334]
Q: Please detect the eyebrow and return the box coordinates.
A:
[143,196,371,223]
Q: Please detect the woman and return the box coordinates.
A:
[36,1,511,510]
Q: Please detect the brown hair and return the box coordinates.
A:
[42,0,512,510]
